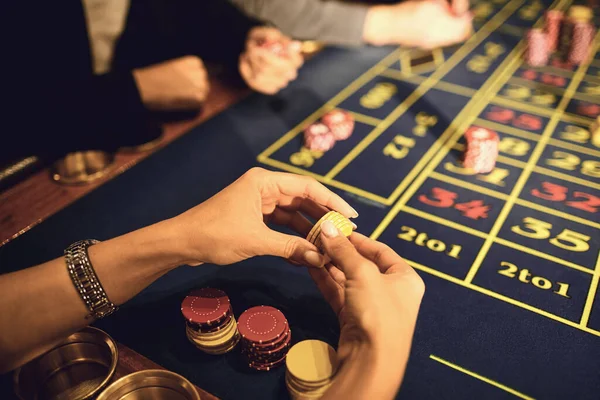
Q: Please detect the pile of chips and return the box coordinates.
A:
[306,211,354,251]
[304,109,355,152]
[529,6,596,67]
[285,340,339,400]
[182,288,240,355]
[238,306,291,371]
[462,127,499,174]
[545,9,562,52]
[526,28,549,67]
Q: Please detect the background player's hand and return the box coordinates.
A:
[363,0,473,48]
[172,168,357,267]
[239,27,303,95]
[133,56,210,111]
[310,226,425,391]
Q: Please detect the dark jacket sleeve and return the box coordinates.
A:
[1,1,158,163]
[115,0,261,71]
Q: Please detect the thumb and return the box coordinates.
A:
[260,228,325,268]
[320,221,372,279]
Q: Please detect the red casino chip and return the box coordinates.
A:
[181,288,231,326]
[525,28,549,67]
[321,109,355,141]
[544,10,563,53]
[245,328,291,353]
[568,21,594,65]
[463,127,499,174]
[249,354,287,371]
[238,306,289,344]
[304,123,336,152]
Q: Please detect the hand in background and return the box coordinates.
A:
[239,27,304,94]
[133,56,210,111]
[363,0,473,48]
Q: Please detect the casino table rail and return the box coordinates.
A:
[0,77,249,248]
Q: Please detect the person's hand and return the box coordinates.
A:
[363,0,473,48]
[310,224,425,396]
[170,168,357,267]
[239,27,304,95]
[133,56,210,111]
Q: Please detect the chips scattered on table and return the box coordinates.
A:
[285,340,338,399]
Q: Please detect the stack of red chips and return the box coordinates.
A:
[181,288,240,355]
[304,122,336,152]
[303,109,355,152]
[322,109,355,141]
[568,20,595,64]
[526,28,549,66]
[545,10,563,53]
[463,127,499,174]
[238,305,292,371]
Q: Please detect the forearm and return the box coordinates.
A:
[231,0,368,46]
[0,218,188,373]
[323,341,407,400]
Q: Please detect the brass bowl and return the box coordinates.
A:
[51,150,115,185]
[96,370,200,400]
[14,327,118,400]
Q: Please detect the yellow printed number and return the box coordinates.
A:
[444,162,509,186]
[511,217,551,239]
[546,151,600,178]
[290,147,323,168]
[383,135,416,159]
[511,217,590,252]
[467,55,491,74]
[360,82,397,109]
[531,90,556,106]
[550,230,591,252]
[499,137,530,156]
[559,125,590,145]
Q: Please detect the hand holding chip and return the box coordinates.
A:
[310,227,425,398]
[172,168,356,267]
[239,27,304,95]
[363,0,473,48]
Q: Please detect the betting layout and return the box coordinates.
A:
[258,0,600,337]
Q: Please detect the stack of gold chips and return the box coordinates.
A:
[181,288,240,355]
[285,340,339,400]
[306,211,354,251]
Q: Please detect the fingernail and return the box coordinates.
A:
[321,220,339,238]
[351,221,358,230]
[304,250,324,268]
[350,207,359,218]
